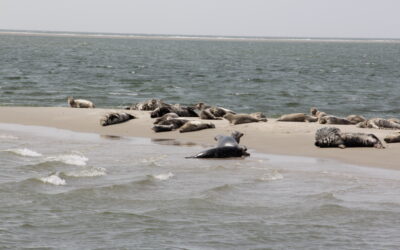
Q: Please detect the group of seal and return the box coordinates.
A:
[67,97,400,157]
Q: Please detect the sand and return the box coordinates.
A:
[0,106,399,170]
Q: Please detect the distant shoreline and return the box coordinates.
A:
[1,30,399,43]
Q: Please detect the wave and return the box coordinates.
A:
[258,170,284,181]
[45,153,88,166]
[63,167,107,177]
[39,173,66,186]
[151,172,174,181]
[0,134,19,140]
[4,148,42,157]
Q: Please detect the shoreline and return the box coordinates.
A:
[1,106,399,170]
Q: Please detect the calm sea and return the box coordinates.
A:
[1,33,400,117]
[1,33,400,249]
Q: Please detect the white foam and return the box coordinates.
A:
[5,148,42,157]
[259,170,284,181]
[0,134,18,140]
[64,167,106,177]
[45,154,88,166]
[39,174,66,186]
[153,172,174,181]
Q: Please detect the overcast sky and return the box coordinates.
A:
[1,0,399,38]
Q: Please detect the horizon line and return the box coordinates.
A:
[1,29,400,43]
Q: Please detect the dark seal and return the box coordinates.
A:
[186,131,250,158]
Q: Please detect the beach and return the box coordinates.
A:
[1,106,399,169]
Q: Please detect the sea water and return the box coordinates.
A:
[1,33,400,249]
[1,123,400,249]
[1,33,400,118]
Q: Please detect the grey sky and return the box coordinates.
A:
[1,0,399,38]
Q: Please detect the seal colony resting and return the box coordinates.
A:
[315,127,384,149]
[186,131,250,158]
[67,97,95,108]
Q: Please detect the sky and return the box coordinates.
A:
[1,0,399,38]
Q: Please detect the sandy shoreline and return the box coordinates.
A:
[1,106,399,170]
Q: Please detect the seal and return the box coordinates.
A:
[152,118,189,132]
[277,113,317,122]
[179,121,215,133]
[310,107,327,119]
[100,112,135,126]
[315,127,384,149]
[151,105,198,118]
[127,98,166,111]
[186,146,249,158]
[153,112,179,124]
[223,113,267,125]
[384,132,400,143]
[194,102,235,120]
[356,118,400,129]
[214,131,243,147]
[346,115,366,124]
[186,131,250,158]
[318,116,352,125]
[67,96,95,108]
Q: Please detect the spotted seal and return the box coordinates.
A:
[277,113,318,122]
[179,121,216,133]
[223,113,267,125]
[315,127,384,149]
[67,96,95,108]
[356,118,400,129]
[186,131,250,158]
[100,112,135,126]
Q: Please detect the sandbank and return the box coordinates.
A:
[0,106,399,170]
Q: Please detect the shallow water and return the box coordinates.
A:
[1,123,400,249]
[1,33,400,118]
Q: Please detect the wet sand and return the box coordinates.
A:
[0,106,399,170]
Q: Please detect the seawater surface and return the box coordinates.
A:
[1,123,400,249]
[1,33,400,118]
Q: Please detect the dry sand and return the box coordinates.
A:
[0,106,399,170]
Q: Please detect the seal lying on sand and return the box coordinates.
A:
[153,113,179,124]
[127,98,165,111]
[179,121,215,133]
[310,107,327,119]
[152,118,189,132]
[315,127,384,149]
[356,118,400,129]
[384,132,400,143]
[318,116,352,125]
[151,105,198,118]
[186,131,250,158]
[224,113,267,125]
[194,102,236,120]
[346,115,366,124]
[277,113,317,122]
[67,96,95,108]
[100,112,135,126]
